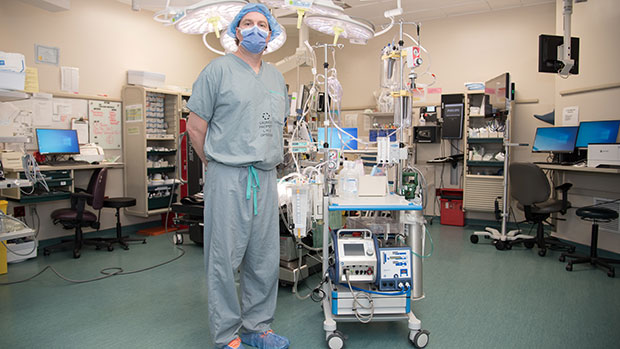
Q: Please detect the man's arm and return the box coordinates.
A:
[187,112,208,164]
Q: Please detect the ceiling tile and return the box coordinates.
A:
[441,1,492,16]
[487,0,522,10]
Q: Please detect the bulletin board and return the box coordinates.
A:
[24,96,88,150]
[88,100,122,149]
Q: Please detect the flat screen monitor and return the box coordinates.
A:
[538,34,580,75]
[532,126,579,153]
[317,127,358,150]
[575,120,620,149]
[485,72,510,114]
[36,128,80,155]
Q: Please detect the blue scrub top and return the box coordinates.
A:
[187,54,287,171]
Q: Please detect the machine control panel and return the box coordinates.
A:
[335,229,378,283]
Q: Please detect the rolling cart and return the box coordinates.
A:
[321,195,429,348]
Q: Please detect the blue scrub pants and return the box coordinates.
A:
[203,161,280,348]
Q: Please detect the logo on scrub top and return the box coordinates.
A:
[259,111,272,137]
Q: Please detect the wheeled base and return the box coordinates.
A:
[322,284,429,348]
[470,227,535,251]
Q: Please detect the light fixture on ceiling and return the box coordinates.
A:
[304,13,375,45]
[259,0,344,29]
[218,25,287,55]
[153,0,248,37]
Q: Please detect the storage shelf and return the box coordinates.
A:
[466,161,504,167]
[147,166,175,174]
[467,138,503,144]
[0,89,29,102]
[147,135,175,140]
[147,150,177,156]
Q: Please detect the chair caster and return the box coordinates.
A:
[495,240,506,251]
[73,250,81,259]
[566,263,573,271]
[43,248,50,256]
[505,243,512,250]
[559,255,566,262]
[538,249,547,257]
[107,245,114,252]
[470,235,479,244]
[524,240,535,249]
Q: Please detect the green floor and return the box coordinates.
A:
[1,223,619,348]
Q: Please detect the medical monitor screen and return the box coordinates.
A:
[317,127,358,150]
[36,129,80,155]
[532,126,579,153]
[485,72,510,113]
[343,243,365,256]
[575,120,620,149]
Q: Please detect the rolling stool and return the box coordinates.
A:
[559,206,620,278]
[102,197,146,250]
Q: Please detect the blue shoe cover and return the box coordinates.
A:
[240,330,290,349]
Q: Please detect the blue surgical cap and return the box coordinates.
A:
[226,3,282,42]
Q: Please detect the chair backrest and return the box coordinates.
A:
[508,162,550,206]
[87,168,107,210]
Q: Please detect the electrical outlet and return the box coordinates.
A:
[14,206,25,217]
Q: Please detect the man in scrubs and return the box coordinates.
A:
[186,4,289,349]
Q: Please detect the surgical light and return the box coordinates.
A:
[304,13,375,45]
[173,0,248,37]
[219,25,287,54]
[259,0,344,29]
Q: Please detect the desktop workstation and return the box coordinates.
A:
[528,120,620,274]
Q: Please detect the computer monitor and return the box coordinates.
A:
[532,126,579,153]
[575,120,620,149]
[317,127,358,150]
[36,128,80,155]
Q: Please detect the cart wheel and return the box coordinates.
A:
[107,245,114,252]
[559,255,566,262]
[566,263,573,272]
[327,331,345,349]
[73,249,80,259]
[173,234,183,245]
[470,235,479,244]
[524,240,535,249]
[538,248,547,257]
[410,330,430,349]
[495,240,506,251]
[505,242,512,250]
[43,248,50,256]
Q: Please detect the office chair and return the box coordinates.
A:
[509,163,576,257]
[559,206,619,278]
[43,168,112,259]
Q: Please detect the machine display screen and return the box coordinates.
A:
[317,127,358,150]
[343,243,365,256]
[575,120,620,149]
[532,126,579,153]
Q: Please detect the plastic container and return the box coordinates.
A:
[127,70,165,88]
[339,161,359,200]
[0,51,26,91]
[438,188,464,226]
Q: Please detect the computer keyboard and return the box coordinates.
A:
[44,160,91,166]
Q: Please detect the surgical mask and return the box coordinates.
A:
[239,26,269,54]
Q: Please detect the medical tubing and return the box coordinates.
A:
[292,245,313,300]
[411,224,433,259]
[345,271,374,323]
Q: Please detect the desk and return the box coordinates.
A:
[1,163,124,203]
[535,163,620,254]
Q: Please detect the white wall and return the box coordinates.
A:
[551,0,620,253]
[0,0,220,240]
